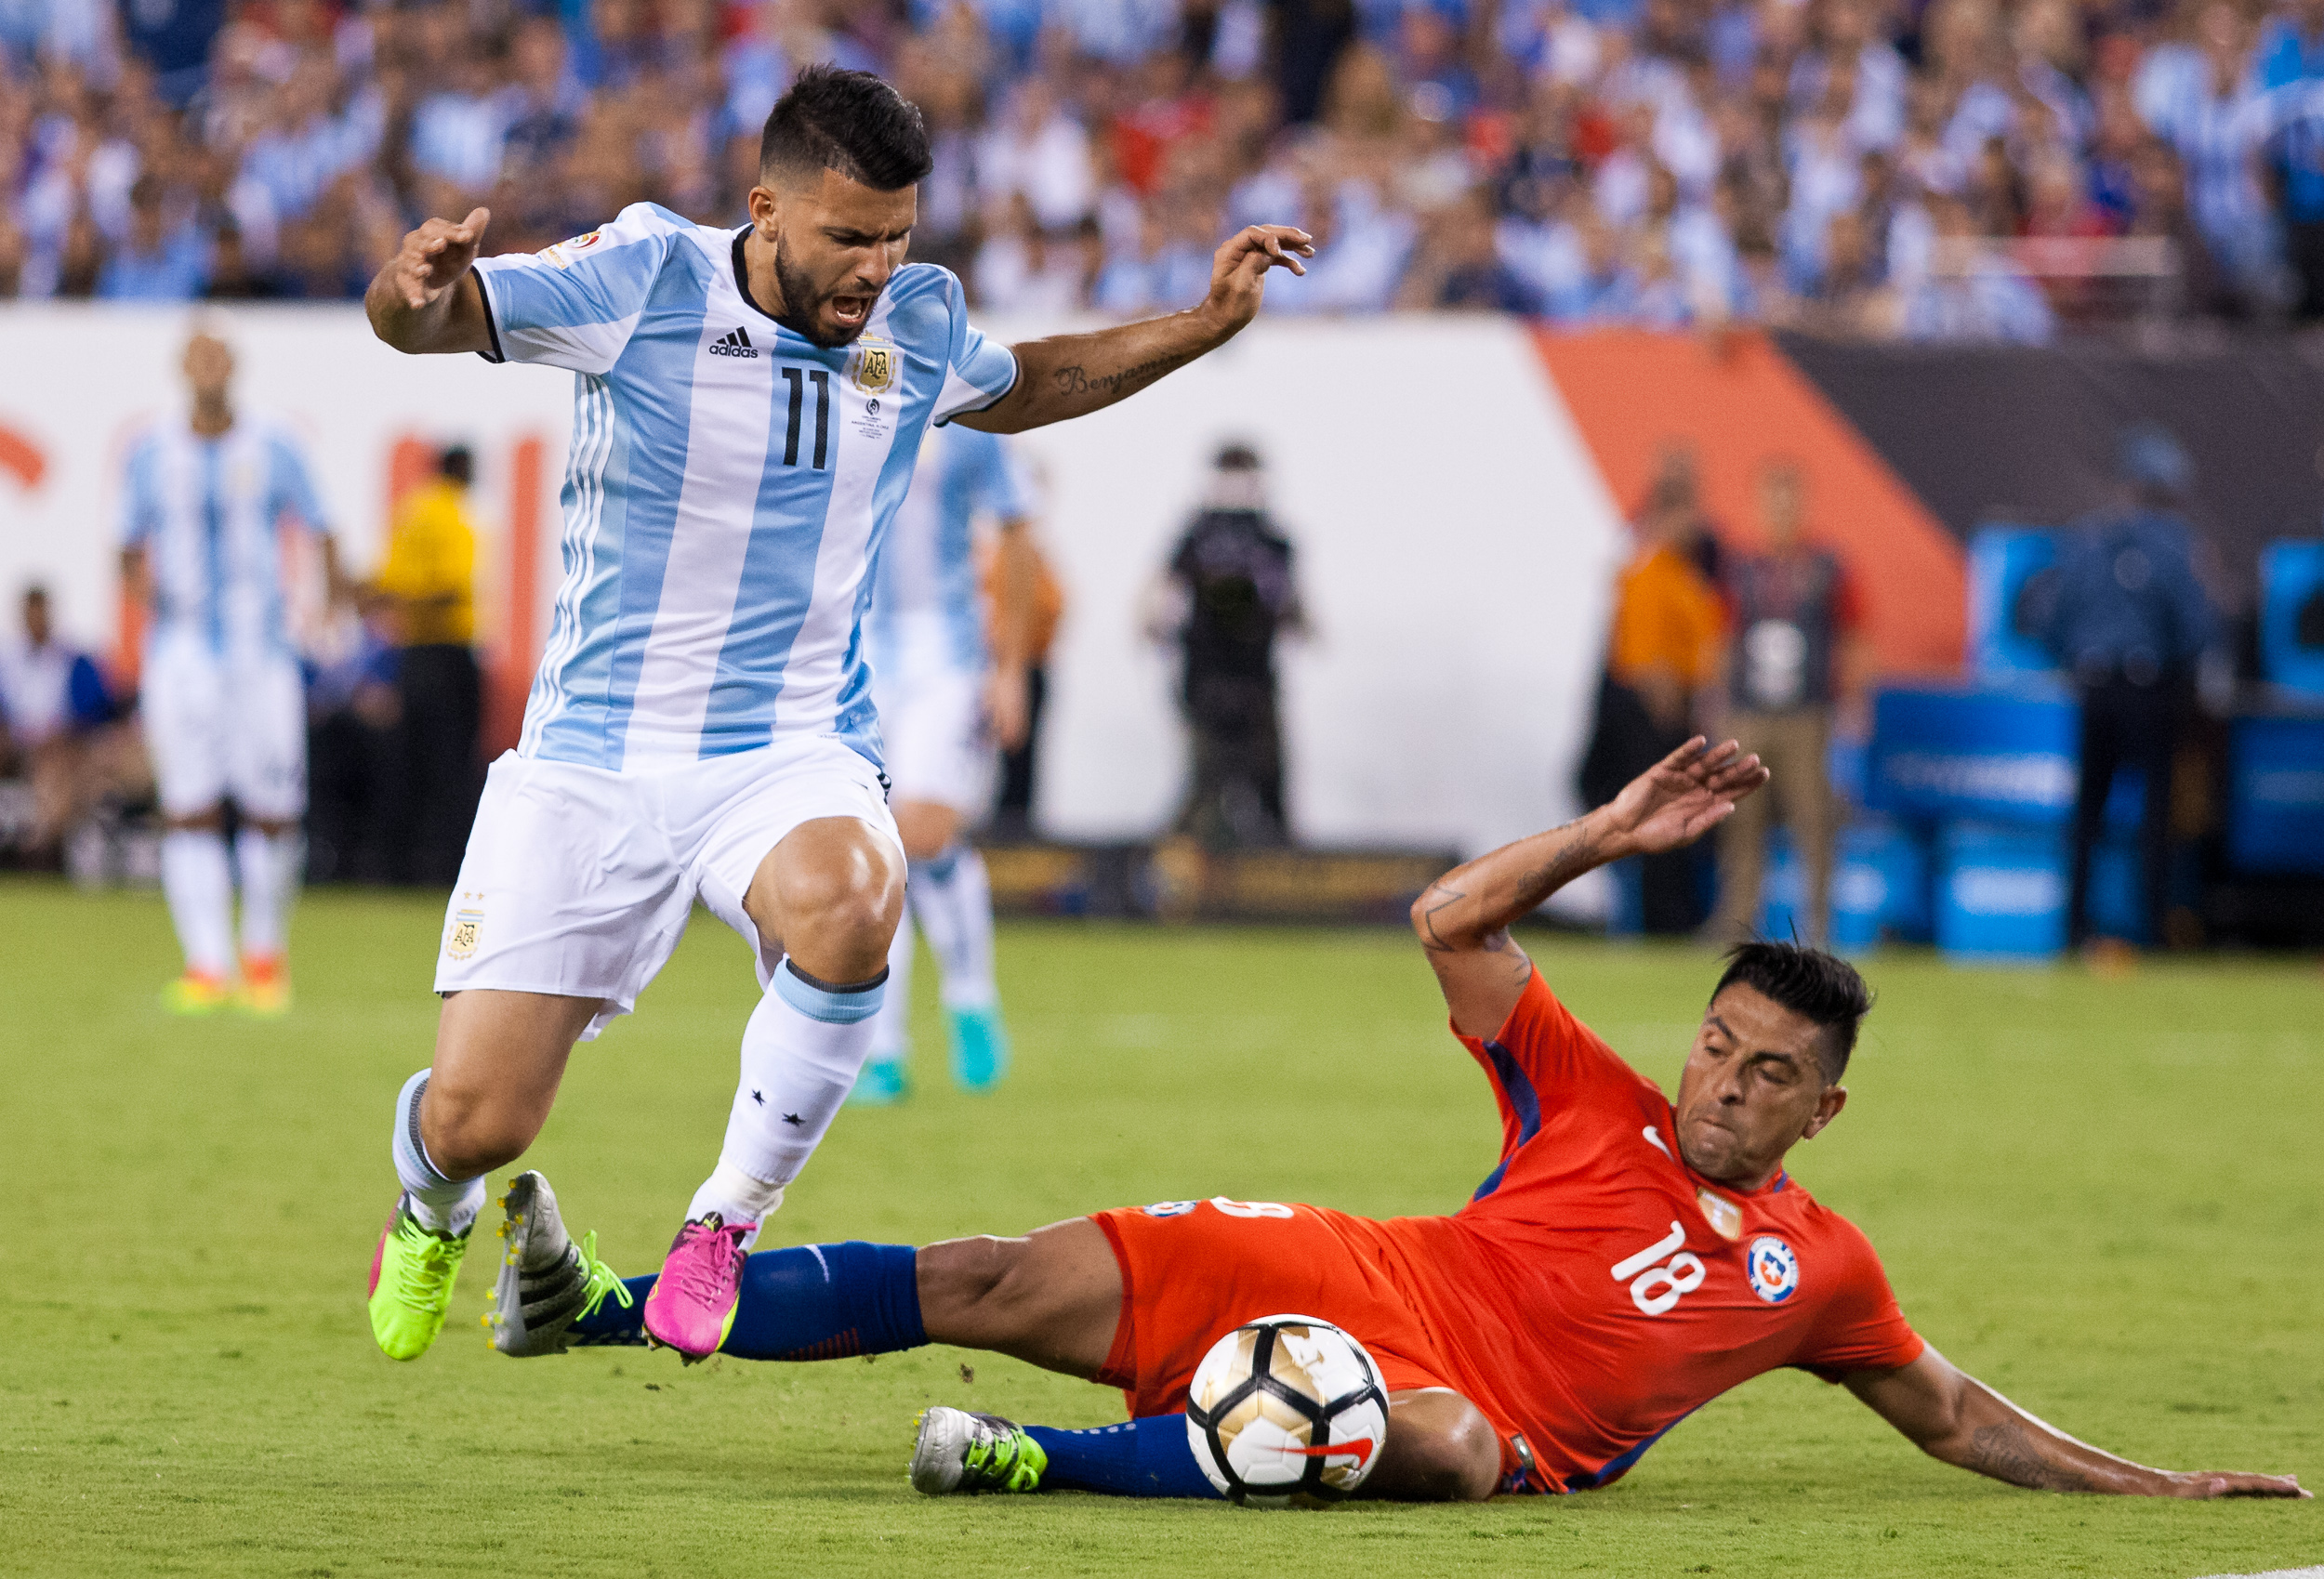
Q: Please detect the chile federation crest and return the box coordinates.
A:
[1745,1235,1799,1304]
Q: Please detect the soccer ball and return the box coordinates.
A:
[1183,1313,1390,1507]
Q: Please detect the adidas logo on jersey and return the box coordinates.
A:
[708,327,759,359]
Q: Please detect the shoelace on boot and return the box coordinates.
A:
[670,1219,746,1307]
[396,1227,463,1313]
[574,1231,632,1320]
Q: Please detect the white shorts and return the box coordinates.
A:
[140,633,307,821]
[872,660,991,817]
[433,735,902,1039]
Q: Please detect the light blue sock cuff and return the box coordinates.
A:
[392,1069,456,1190]
[915,844,962,884]
[773,959,888,1025]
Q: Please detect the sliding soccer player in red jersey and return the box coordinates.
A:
[495,738,2305,1504]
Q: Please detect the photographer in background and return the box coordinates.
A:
[1150,442,1307,849]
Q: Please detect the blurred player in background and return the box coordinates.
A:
[121,330,337,1015]
[495,739,2301,1507]
[852,425,1038,1105]
[360,64,1313,1363]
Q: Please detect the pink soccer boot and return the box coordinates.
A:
[641,1214,751,1359]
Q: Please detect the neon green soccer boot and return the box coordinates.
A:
[367,1194,470,1361]
[909,1407,1050,1494]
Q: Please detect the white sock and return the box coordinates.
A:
[687,958,886,1248]
[390,1070,486,1236]
[234,827,298,959]
[910,843,997,1011]
[160,830,235,979]
[866,908,916,1064]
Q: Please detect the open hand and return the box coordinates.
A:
[1203,224,1315,333]
[1605,737,1769,857]
[388,206,492,310]
[2161,1470,2309,1499]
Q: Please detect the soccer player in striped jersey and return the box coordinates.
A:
[359,65,1314,1362]
[852,425,1038,1104]
[121,331,338,1017]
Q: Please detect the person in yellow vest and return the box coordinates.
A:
[374,444,482,886]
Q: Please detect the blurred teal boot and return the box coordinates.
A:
[850,1055,909,1106]
[948,1007,1010,1092]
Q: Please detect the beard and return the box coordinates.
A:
[773,233,878,349]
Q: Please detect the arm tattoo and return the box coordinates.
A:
[1511,822,1604,915]
[1964,1422,2095,1493]
[1050,350,1194,401]
[1417,884,1467,953]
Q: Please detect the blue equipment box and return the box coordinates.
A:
[1968,526,2063,681]
[1831,817,1933,951]
[1934,822,2067,961]
[2258,540,2324,698]
[2226,714,2324,875]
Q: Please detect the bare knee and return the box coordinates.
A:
[1367,1390,1503,1502]
[747,822,905,980]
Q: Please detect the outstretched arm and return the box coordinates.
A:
[1845,1348,2307,1498]
[954,224,1314,434]
[1411,738,1768,1036]
[365,206,495,356]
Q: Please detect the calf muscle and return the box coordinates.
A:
[917,1218,1122,1379]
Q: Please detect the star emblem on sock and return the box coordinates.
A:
[751,1090,764,1105]
[782,1112,804,1126]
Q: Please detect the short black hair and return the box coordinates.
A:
[759,65,932,192]
[440,444,474,484]
[1710,941,1873,1084]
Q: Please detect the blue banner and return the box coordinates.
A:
[1868,684,2079,827]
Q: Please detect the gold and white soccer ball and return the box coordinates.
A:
[1183,1313,1390,1507]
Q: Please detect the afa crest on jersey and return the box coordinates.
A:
[849,336,897,395]
[1745,1235,1799,1304]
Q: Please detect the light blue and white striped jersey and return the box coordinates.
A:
[866,425,1034,675]
[472,203,1021,771]
[119,420,331,662]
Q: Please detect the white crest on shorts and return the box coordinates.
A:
[446,892,483,960]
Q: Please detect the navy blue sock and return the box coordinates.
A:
[1024,1415,1222,1498]
[568,1243,926,1359]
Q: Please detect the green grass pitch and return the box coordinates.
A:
[1,881,2317,1578]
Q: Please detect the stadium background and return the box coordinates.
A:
[5,0,2324,1564]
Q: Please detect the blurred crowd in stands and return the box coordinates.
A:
[7,0,2324,336]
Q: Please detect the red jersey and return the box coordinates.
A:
[1355,967,1922,1493]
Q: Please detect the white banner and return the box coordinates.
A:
[0,304,1623,858]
